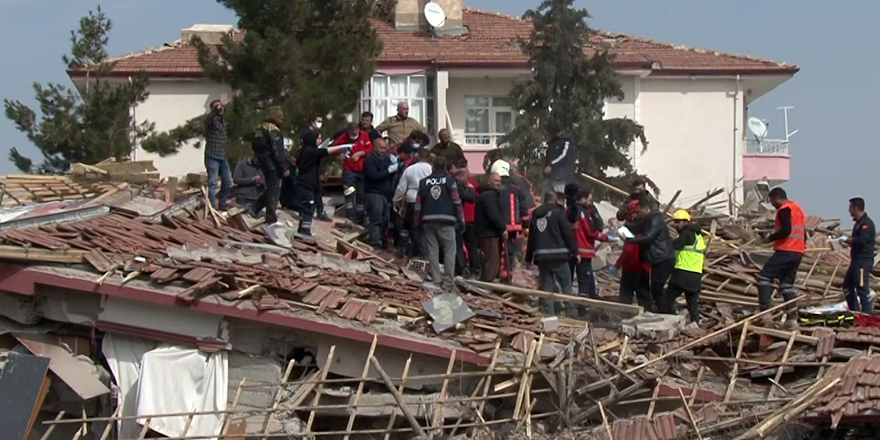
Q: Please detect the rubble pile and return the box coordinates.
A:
[0,171,878,439]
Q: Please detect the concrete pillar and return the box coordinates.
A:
[434,70,449,138]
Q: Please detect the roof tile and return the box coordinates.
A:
[72,9,797,77]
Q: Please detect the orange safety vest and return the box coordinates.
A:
[774,201,806,254]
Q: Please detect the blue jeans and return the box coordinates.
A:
[845,259,873,314]
[538,260,575,316]
[365,193,389,248]
[205,156,232,209]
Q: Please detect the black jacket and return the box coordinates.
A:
[851,214,877,261]
[296,146,329,190]
[500,178,528,230]
[364,152,394,196]
[628,210,675,265]
[475,183,506,239]
[252,122,288,173]
[510,174,536,211]
[526,204,578,264]
[546,136,575,181]
[415,171,463,225]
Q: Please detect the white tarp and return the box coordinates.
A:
[136,346,228,438]
[102,335,228,438]
[102,334,157,439]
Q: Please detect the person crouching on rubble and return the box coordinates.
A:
[526,191,579,316]
[665,210,707,325]
[613,200,652,310]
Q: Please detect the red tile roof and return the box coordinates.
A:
[69,9,797,77]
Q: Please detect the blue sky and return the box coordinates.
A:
[0,1,871,219]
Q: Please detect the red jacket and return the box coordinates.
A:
[463,178,478,223]
[568,204,606,259]
[337,131,373,173]
[616,236,650,273]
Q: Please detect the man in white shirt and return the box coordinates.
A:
[393,147,433,258]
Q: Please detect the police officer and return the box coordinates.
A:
[525,191,579,316]
[414,156,465,288]
[664,210,706,324]
[842,197,876,314]
[758,187,806,329]
[251,106,289,224]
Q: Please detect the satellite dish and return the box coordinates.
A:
[747,117,768,140]
[424,2,447,28]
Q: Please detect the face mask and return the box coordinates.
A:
[314,122,323,129]
[412,143,420,149]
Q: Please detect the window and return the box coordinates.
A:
[465,96,516,147]
[361,75,434,133]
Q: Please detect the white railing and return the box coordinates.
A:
[746,138,789,155]
[462,133,509,149]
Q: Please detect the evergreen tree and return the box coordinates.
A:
[501,0,650,195]
[4,7,157,174]
[145,0,387,163]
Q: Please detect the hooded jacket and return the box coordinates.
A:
[546,136,575,182]
[628,210,675,265]
[568,203,607,259]
[252,121,289,173]
[475,182,506,239]
[526,204,578,265]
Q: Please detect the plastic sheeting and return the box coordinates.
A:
[136,346,228,437]
[102,334,228,438]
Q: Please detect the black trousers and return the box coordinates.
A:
[665,276,701,322]
[463,223,482,275]
[649,258,675,313]
[619,270,652,311]
[758,251,803,312]
[252,154,281,224]
[296,186,315,235]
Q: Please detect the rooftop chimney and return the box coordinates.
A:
[181,24,234,45]
[395,0,464,34]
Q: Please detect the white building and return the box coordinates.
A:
[68,0,797,206]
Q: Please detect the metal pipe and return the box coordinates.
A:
[732,74,741,215]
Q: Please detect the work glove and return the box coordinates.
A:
[387,162,400,174]
[390,155,399,165]
[606,266,619,276]
[607,235,620,242]
[836,235,848,242]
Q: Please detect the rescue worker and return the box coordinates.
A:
[490,160,528,280]
[542,124,575,197]
[300,113,331,222]
[393,146,433,257]
[569,189,613,316]
[758,187,806,329]
[296,132,350,235]
[625,196,675,313]
[665,210,706,324]
[456,160,482,277]
[525,191,579,316]
[336,122,373,226]
[475,173,508,282]
[251,106,289,224]
[842,197,876,314]
[364,138,398,248]
[414,156,465,288]
[612,200,652,310]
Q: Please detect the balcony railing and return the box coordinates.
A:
[461,133,509,149]
[746,138,789,155]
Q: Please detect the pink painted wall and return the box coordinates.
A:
[743,154,790,182]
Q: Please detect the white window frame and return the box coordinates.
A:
[463,96,516,149]
[360,74,434,133]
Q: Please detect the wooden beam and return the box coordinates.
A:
[0,246,86,264]
[750,326,818,345]
[371,356,426,438]
[579,173,629,197]
[662,189,682,215]
[466,280,642,315]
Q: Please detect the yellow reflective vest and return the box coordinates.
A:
[674,233,706,273]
